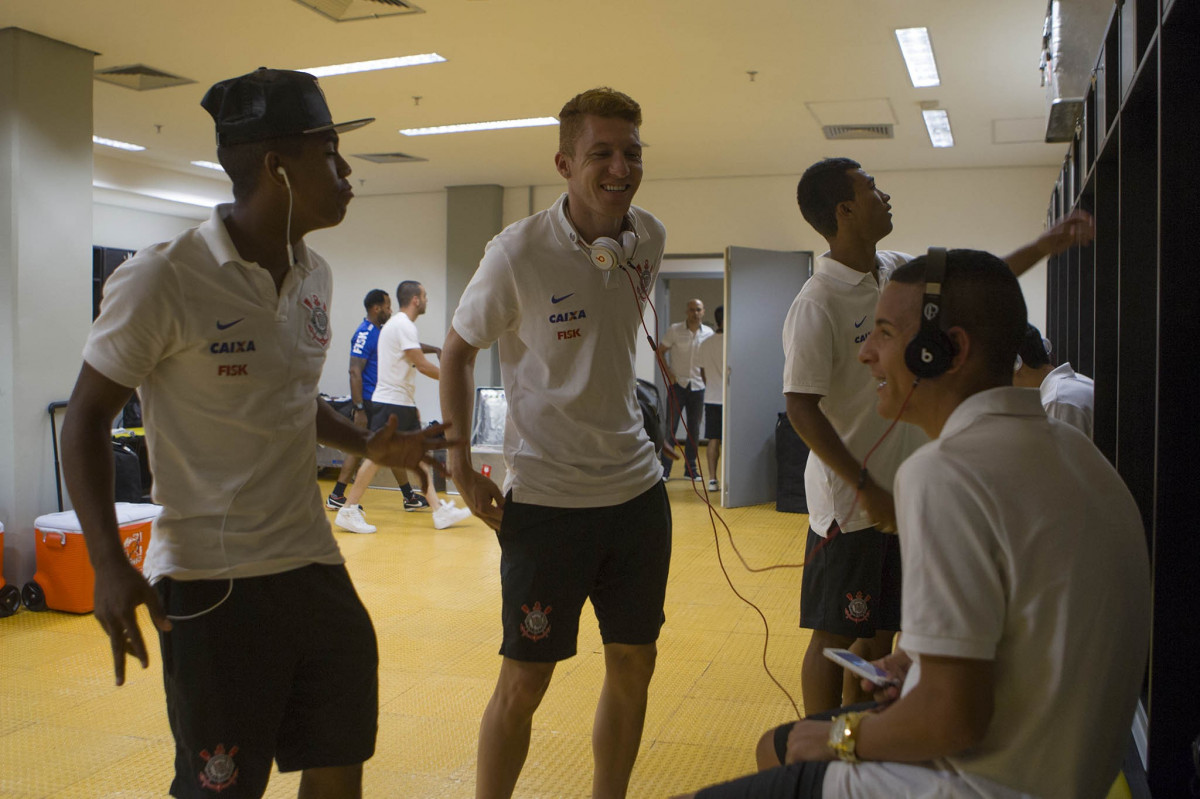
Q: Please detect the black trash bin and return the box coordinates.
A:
[775,412,810,513]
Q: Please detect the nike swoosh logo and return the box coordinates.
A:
[216,318,245,330]
[551,293,575,304]
[854,317,867,328]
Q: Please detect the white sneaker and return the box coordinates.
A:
[707,479,719,492]
[432,502,473,530]
[335,504,376,534]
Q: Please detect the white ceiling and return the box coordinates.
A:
[2,0,1069,201]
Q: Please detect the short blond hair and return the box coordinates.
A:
[558,87,641,156]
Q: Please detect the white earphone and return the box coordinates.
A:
[277,166,296,265]
[587,229,638,271]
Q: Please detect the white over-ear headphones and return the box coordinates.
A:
[587,229,638,271]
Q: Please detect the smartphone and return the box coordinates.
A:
[823,648,898,687]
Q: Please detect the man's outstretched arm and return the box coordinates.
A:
[1004,210,1096,276]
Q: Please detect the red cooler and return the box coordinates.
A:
[23,503,161,614]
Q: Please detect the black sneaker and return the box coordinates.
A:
[325,493,347,510]
[404,492,430,511]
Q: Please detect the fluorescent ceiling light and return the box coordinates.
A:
[299,54,446,78]
[895,27,941,88]
[191,160,226,172]
[400,117,558,137]
[922,109,955,148]
[93,135,146,151]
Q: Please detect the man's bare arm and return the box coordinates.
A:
[440,327,504,529]
[785,654,994,763]
[62,363,171,685]
[405,347,440,381]
[1004,210,1096,277]
[786,392,895,531]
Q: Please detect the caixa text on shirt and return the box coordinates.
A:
[209,340,256,354]
[548,308,587,324]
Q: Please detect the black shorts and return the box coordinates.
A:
[155,564,378,798]
[705,403,723,440]
[694,761,828,798]
[368,401,419,433]
[496,481,672,661]
[799,524,901,637]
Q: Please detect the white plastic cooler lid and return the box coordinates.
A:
[34,503,162,533]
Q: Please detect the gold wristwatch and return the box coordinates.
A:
[827,711,867,763]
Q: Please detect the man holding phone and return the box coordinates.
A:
[675,250,1150,799]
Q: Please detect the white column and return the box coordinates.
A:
[0,28,95,585]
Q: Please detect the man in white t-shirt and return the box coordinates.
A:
[697,305,724,492]
[679,249,1150,799]
[440,87,669,799]
[1013,323,1095,439]
[783,157,1097,715]
[335,280,471,533]
[660,298,714,481]
[59,68,449,799]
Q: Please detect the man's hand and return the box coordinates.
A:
[351,407,368,429]
[92,559,172,685]
[785,719,837,764]
[452,467,506,531]
[858,478,897,533]
[863,649,912,705]
[1037,209,1096,257]
[365,417,459,493]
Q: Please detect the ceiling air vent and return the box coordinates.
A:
[822,124,894,140]
[94,65,195,91]
[353,152,428,164]
[292,0,424,22]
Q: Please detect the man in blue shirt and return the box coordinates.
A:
[326,289,391,508]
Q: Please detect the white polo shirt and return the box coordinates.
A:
[662,321,713,390]
[781,251,925,536]
[452,193,666,508]
[371,312,421,407]
[83,205,342,582]
[1040,362,1094,439]
[699,331,724,405]
[824,388,1150,799]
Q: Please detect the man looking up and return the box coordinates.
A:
[335,280,471,533]
[783,157,1095,714]
[440,87,669,799]
[60,68,450,799]
[677,249,1149,799]
[326,288,391,509]
[659,298,713,482]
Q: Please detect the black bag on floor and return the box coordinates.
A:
[775,412,810,513]
[113,441,143,503]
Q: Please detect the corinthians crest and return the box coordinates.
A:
[520,601,552,641]
[198,743,239,792]
[844,591,871,624]
[302,294,330,347]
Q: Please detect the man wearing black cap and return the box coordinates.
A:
[61,68,449,798]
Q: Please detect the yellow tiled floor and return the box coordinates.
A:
[0,462,813,797]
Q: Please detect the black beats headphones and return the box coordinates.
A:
[904,246,956,378]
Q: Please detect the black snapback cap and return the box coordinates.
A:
[201,67,374,146]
